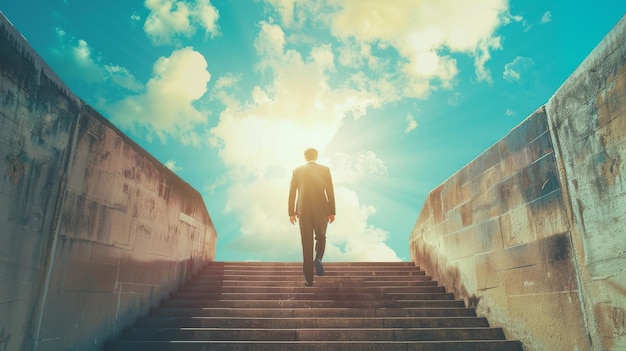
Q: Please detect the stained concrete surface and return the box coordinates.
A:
[0,13,216,351]
[410,15,626,351]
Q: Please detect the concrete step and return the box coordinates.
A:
[121,327,507,341]
[197,262,428,274]
[106,340,523,351]
[177,285,446,294]
[205,261,418,267]
[186,278,439,287]
[159,298,467,309]
[192,272,432,284]
[198,264,426,276]
[199,270,423,276]
[105,261,523,351]
[169,291,456,301]
[198,263,426,271]
[134,316,491,328]
[149,307,479,318]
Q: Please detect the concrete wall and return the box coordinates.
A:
[0,14,217,351]
[409,16,626,351]
[547,14,626,351]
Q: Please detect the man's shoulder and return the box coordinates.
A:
[293,164,307,172]
[294,162,330,174]
[313,163,330,172]
[306,162,330,170]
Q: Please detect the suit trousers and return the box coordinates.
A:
[298,212,328,283]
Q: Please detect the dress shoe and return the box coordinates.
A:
[304,281,313,287]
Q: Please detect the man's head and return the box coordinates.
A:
[304,147,318,161]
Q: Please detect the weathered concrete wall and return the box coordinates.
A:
[410,16,626,351]
[547,14,626,350]
[0,13,217,351]
[409,107,586,350]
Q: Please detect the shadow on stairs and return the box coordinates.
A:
[105,261,523,351]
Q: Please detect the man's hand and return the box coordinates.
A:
[328,215,335,224]
[290,215,297,225]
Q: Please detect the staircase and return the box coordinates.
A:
[106,262,523,351]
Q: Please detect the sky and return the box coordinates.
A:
[2,1,624,262]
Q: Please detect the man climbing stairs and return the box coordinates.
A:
[106,261,523,350]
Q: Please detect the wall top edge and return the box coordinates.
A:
[0,11,83,108]
[547,15,626,108]
[0,11,210,220]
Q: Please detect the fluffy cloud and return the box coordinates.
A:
[267,0,516,97]
[165,159,183,172]
[211,23,380,173]
[51,28,143,91]
[331,0,509,86]
[333,151,388,185]
[143,0,220,45]
[51,26,211,145]
[503,56,535,82]
[209,22,399,261]
[108,47,211,145]
[405,114,418,133]
[327,187,399,261]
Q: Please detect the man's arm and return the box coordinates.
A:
[325,167,336,216]
[288,169,298,223]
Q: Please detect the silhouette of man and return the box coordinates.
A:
[288,147,336,287]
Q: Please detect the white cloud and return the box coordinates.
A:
[211,23,380,174]
[209,21,398,261]
[165,159,182,172]
[311,44,335,71]
[264,0,327,29]
[541,11,552,24]
[105,65,144,91]
[473,36,502,83]
[327,187,399,261]
[51,29,104,83]
[503,56,535,82]
[51,28,143,90]
[405,114,418,133]
[328,0,511,88]
[143,0,220,45]
[107,47,211,145]
[49,28,215,146]
[264,0,297,27]
[333,151,388,184]
[253,21,288,69]
[261,0,519,99]
[505,108,515,116]
[195,0,221,36]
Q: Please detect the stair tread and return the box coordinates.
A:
[107,340,523,351]
[135,317,492,329]
[150,307,479,318]
[122,326,507,341]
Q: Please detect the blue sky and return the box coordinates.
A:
[2,1,624,262]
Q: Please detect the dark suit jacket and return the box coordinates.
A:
[288,162,336,216]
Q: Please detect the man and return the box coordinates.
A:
[288,147,336,287]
